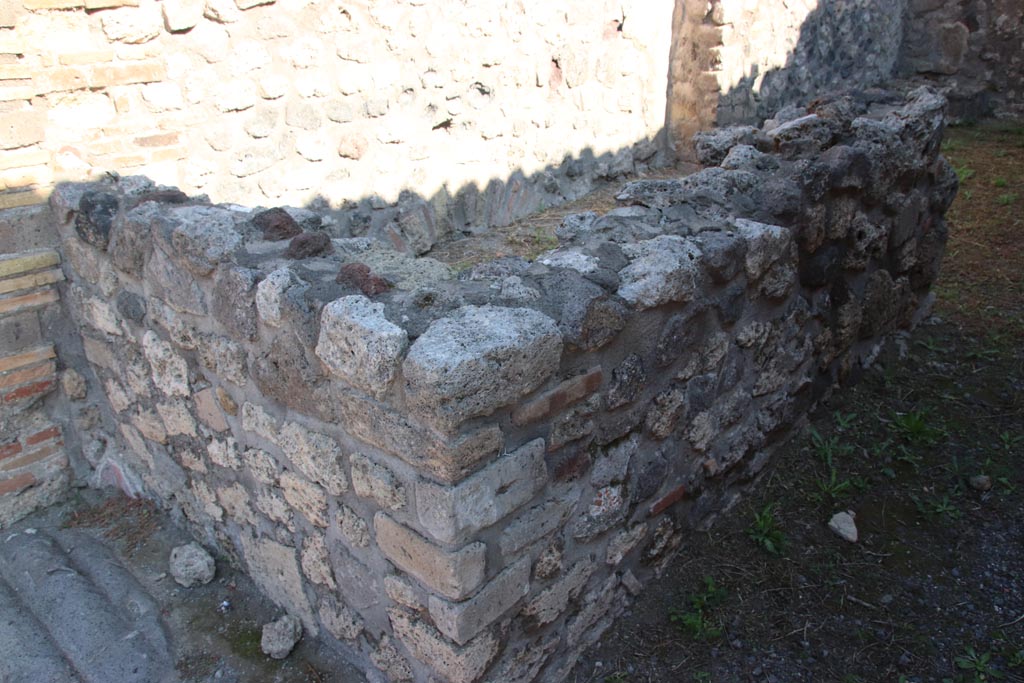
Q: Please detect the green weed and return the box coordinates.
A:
[834,411,857,430]
[748,504,786,556]
[955,165,976,183]
[809,427,854,467]
[954,647,1003,681]
[993,177,1008,188]
[997,193,1018,206]
[668,576,727,641]
[814,468,852,502]
[891,409,944,445]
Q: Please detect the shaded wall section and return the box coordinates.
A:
[667,0,907,156]
[899,0,1024,119]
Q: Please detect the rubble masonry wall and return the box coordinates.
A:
[52,87,956,683]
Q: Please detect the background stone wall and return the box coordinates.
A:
[899,0,1024,120]
[667,0,1024,157]
[0,0,675,244]
[51,87,956,683]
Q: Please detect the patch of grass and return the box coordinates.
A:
[996,193,1018,206]
[955,165,976,183]
[668,576,728,641]
[813,468,852,502]
[808,427,855,466]
[911,493,961,521]
[748,504,786,556]
[891,409,945,446]
[833,411,857,430]
[954,647,1003,681]
[993,177,1008,188]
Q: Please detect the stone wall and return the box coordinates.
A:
[667,0,907,153]
[666,0,1024,158]
[0,247,71,526]
[0,0,675,254]
[899,0,1024,119]
[51,87,956,682]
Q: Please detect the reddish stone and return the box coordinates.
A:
[336,262,392,296]
[549,446,592,482]
[253,207,301,241]
[3,379,55,403]
[285,231,333,259]
[0,441,22,461]
[0,471,35,496]
[511,367,603,426]
[25,425,60,446]
[1,444,61,472]
[649,483,688,517]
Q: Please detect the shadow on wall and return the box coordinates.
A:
[668,0,908,151]
[259,129,674,260]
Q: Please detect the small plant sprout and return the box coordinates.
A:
[993,177,1008,187]
[955,165,975,183]
[668,576,727,641]
[748,504,786,556]
[833,411,857,430]
[814,468,852,502]
[808,427,854,466]
[891,409,944,445]
[954,646,1003,681]
[997,193,1018,206]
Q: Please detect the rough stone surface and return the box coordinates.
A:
[350,453,406,510]
[315,296,408,399]
[416,439,547,545]
[404,306,562,433]
[428,558,531,645]
[618,236,703,309]
[50,84,955,683]
[260,614,302,659]
[169,542,215,587]
[389,609,499,683]
[828,511,859,543]
[375,514,486,601]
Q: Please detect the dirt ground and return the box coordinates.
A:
[571,122,1024,683]
[55,491,366,683]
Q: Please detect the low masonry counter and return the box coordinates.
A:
[51,87,956,683]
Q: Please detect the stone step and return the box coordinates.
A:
[0,528,175,683]
[50,528,172,664]
[0,570,83,683]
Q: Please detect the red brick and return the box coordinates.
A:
[134,132,178,148]
[0,360,54,388]
[25,424,59,446]
[511,367,603,426]
[0,441,22,461]
[0,288,58,314]
[0,471,34,495]
[649,484,688,517]
[145,146,185,163]
[36,67,89,94]
[89,62,165,88]
[3,378,54,402]
[0,344,54,373]
[0,443,60,471]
